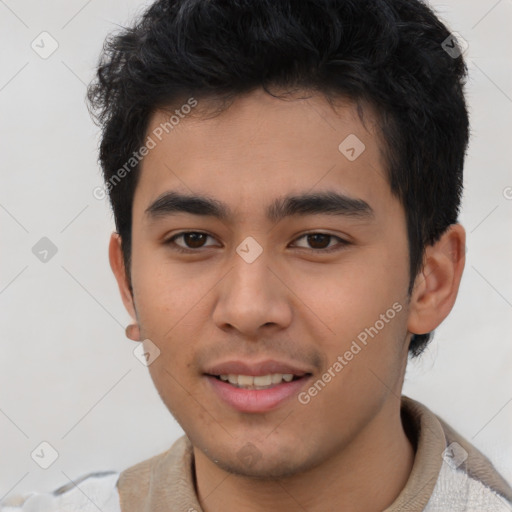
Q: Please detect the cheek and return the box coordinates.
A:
[131,240,203,320]
[129,248,216,369]
[290,248,405,328]
[286,249,409,387]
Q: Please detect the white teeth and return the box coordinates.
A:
[253,375,272,386]
[217,373,298,389]
[238,375,253,386]
[271,374,283,384]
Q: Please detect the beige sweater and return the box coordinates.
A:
[3,395,512,511]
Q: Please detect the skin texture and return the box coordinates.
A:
[109,88,466,512]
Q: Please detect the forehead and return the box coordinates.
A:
[135,89,394,219]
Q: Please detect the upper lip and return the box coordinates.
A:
[204,359,312,377]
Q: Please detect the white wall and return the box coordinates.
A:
[0,0,511,497]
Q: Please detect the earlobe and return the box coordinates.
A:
[108,232,137,321]
[407,223,466,336]
[125,323,141,341]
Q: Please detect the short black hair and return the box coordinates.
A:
[87,0,470,358]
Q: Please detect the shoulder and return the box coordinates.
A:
[0,471,121,512]
[425,461,512,511]
[427,400,512,510]
[399,396,512,511]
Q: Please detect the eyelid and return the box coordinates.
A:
[166,231,220,251]
[165,230,350,253]
[291,232,348,252]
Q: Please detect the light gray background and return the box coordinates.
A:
[1,0,511,498]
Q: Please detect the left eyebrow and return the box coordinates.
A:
[267,191,374,223]
[144,190,374,223]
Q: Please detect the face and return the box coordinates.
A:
[119,89,414,478]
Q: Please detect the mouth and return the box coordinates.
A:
[202,358,314,412]
[204,372,313,413]
[207,373,309,390]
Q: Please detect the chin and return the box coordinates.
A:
[202,436,315,479]
[213,454,304,481]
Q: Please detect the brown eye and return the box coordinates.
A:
[182,232,208,248]
[292,232,348,253]
[166,231,219,252]
[306,233,331,249]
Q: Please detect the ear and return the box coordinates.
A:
[407,223,466,336]
[108,232,137,321]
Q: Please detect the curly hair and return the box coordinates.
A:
[87,0,470,358]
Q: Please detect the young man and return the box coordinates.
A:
[2,0,511,511]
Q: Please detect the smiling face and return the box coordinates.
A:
[113,88,416,478]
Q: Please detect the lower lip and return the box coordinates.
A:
[205,375,311,413]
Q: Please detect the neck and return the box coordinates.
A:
[193,396,415,512]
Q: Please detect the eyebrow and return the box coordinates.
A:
[145,190,374,223]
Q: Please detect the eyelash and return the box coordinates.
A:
[164,231,349,254]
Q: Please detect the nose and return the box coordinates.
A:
[212,247,293,337]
